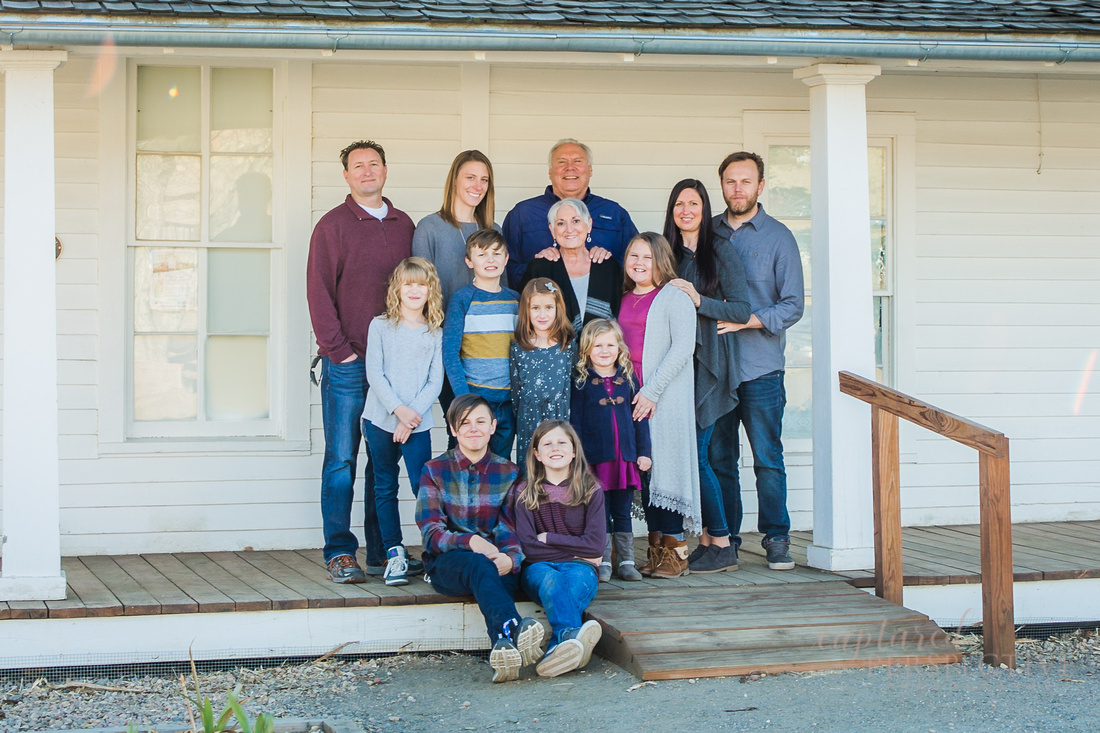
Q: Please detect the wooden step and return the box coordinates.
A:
[585,582,961,680]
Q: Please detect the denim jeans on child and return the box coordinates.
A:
[426,550,522,642]
[362,421,432,552]
[711,370,790,547]
[520,561,599,647]
[319,357,384,566]
[487,399,516,462]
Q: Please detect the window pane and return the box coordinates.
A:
[208,249,270,333]
[211,68,273,153]
[134,335,198,421]
[134,247,198,332]
[783,367,813,440]
[210,156,273,242]
[136,154,201,241]
[868,146,886,219]
[767,145,811,218]
[871,219,887,292]
[874,296,890,384]
[783,218,812,288]
[137,66,200,152]
[206,336,269,420]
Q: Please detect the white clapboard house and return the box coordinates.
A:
[0,1,1098,667]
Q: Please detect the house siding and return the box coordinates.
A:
[0,56,1096,555]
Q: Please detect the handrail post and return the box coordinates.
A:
[979,444,1015,668]
[871,405,903,605]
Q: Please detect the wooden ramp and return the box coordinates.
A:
[586,580,961,680]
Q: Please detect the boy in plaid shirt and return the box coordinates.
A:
[416,393,545,682]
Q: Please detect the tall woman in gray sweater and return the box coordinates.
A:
[412,150,502,430]
[665,179,752,574]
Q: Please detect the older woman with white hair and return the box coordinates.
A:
[521,197,623,333]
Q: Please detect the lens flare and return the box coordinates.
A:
[1073,348,1097,416]
[84,36,117,98]
[168,86,179,99]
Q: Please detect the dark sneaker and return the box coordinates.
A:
[489,638,522,683]
[535,639,584,677]
[565,619,603,669]
[326,554,366,584]
[383,547,408,586]
[364,563,385,577]
[686,543,708,565]
[763,537,795,571]
[407,555,424,576]
[689,543,739,574]
[515,617,547,667]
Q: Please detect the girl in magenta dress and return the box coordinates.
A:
[570,318,652,581]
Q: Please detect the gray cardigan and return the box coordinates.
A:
[412,213,502,311]
[362,317,444,434]
[677,237,753,429]
[639,285,701,532]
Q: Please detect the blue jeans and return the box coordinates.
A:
[605,489,634,534]
[319,357,383,566]
[426,550,520,642]
[711,370,790,547]
[487,399,516,462]
[520,561,599,647]
[363,421,432,553]
[697,423,730,537]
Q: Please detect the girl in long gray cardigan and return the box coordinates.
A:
[618,232,700,579]
[665,179,753,574]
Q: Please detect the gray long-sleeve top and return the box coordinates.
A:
[362,316,444,433]
[712,205,805,383]
[677,237,753,429]
[411,212,501,312]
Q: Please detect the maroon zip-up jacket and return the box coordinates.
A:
[307,195,414,363]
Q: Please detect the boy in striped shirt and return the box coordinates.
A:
[442,229,520,460]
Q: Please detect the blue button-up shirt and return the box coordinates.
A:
[712,205,805,383]
[502,186,637,286]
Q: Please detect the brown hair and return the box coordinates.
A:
[445,393,493,434]
[439,150,496,230]
[623,232,678,292]
[514,278,574,352]
[340,140,386,169]
[518,420,599,510]
[465,228,508,260]
[718,151,764,182]
[383,257,445,331]
[575,318,635,388]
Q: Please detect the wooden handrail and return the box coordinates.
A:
[839,370,1015,669]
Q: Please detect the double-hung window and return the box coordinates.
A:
[129,64,280,438]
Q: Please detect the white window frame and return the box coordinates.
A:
[743,110,918,460]
[98,57,312,453]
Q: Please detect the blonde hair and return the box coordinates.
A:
[575,318,635,388]
[515,278,574,352]
[384,257,444,331]
[622,232,679,292]
[518,420,599,511]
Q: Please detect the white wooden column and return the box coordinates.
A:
[0,50,68,601]
[794,63,881,571]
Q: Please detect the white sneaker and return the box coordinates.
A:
[383,546,408,586]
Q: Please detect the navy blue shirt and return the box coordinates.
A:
[502,186,638,285]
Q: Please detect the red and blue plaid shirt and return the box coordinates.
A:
[415,448,523,573]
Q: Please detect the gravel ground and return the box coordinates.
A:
[2,630,1098,732]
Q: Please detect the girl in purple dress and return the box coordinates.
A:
[570,318,652,582]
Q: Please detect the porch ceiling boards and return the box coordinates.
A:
[1,1,1098,34]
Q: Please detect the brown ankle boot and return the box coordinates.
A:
[651,535,690,578]
[638,532,662,576]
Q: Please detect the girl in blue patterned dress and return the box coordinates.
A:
[509,278,577,468]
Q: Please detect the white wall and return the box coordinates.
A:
[1,55,1097,556]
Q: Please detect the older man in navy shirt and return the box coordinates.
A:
[502,139,637,285]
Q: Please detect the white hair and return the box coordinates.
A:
[547,197,592,227]
[548,138,593,166]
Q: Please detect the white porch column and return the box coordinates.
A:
[794,63,880,571]
[0,50,68,600]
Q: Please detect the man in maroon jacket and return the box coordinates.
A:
[307,140,415,583]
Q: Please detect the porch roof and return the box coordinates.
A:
[0,1,1098,35]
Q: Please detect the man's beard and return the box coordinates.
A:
[726,192,759,217]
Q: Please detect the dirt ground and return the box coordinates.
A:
[344,651,1098,732]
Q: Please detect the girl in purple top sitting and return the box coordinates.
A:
[570,319,652,583]
[514,420,605,678]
